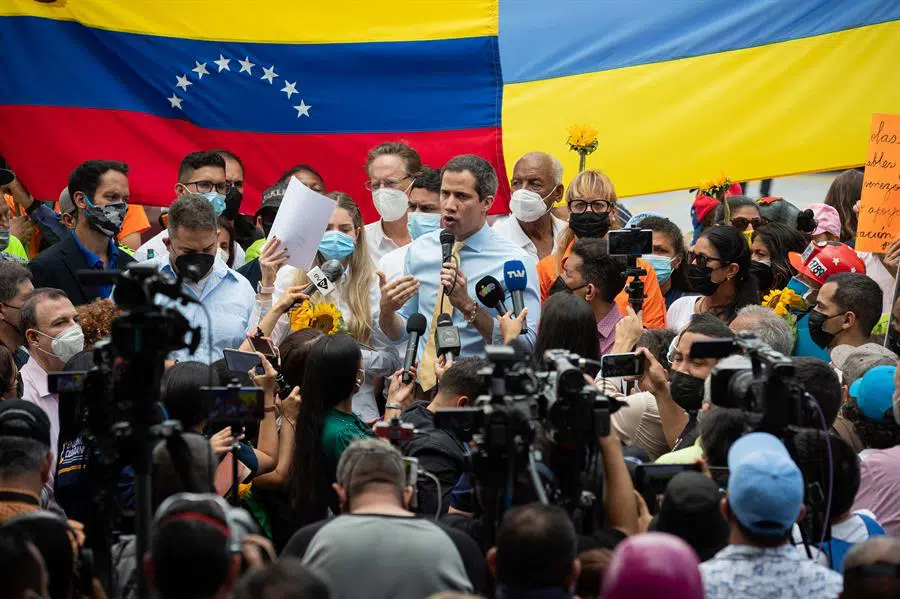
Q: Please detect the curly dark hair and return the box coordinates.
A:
[842,399,900,450]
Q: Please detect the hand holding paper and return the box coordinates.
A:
[267,177,336,269]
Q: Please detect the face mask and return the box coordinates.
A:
[83,195,128,238]
[687,263,720,296]
[807,309,841,349]
[175,252,215,283]
[33,324,85,363]
[319,230,356,261]
[407,212,441,240]
[216,248,229,265]
[548,275,588,297]
[260,217,276,238]
[0,228,9,253]
[201,191,227,217]
[669,371,706,412]
[568,211,610,239]
[786,276,815,305]
[372,187,408,223]
[749,260,774,291]
[509,188,551,223]
[642,254,673,285]
[223,187,242,220]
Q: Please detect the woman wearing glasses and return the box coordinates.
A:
[666,225,760,331]
[536,169,668,329]
[713,196,765,241]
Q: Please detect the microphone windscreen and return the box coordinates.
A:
[439,230,455,245]
[407,313,428,335]
[320,259,345,281]
[436,313,453,327]
[504,260,528,291]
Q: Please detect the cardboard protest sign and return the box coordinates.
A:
[856,113,900,253]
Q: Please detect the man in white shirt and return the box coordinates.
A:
[492,152,567,260]
[363,142,423,263]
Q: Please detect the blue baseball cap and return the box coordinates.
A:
[850,365,896,423]
[727,432,803,536]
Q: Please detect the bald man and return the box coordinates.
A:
[841,537,900,599]
[493,152,567,260]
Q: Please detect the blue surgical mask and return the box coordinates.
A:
[201,191,226,216]
[786,276,814,304]
[642,254,673,285]
[407,212,441,240]
[319,230,356,261]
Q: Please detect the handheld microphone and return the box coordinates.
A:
[504,260,529,333]
[435,314,461,358]
[402,313,427,384]
[440,230,455,265]
[300,259,344,297]
[475,276,509,315]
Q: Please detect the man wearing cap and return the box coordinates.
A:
[237,179,288,290]
[832,349,899,453]
[0,400,54,523]
[787,240,867,360]
[650,471,729,562]
[700,432,843,598]
[808,273,883,362]
[283,438,484,599]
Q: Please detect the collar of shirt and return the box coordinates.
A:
[712,543,804,563]
[503,214,566,249]
[596,304,623,341]
[458,222,494,254]
[72,231,117,270]
[365,221,400,253]
[20,357,52,399]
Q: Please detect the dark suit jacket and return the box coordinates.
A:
[28,235,135,306]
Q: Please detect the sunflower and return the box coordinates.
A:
[290,301,345,334]
[567,123,599,153]
[698,174,731,198]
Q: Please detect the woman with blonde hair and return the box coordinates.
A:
[249,192,400,422]
[536,169,668,329]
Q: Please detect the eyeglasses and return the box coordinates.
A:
[730,216,766,231]
[185,180,230,194]
[688,251,724,269]
[364,176,411,191]
[568,199,613,214]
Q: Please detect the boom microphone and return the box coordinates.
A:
[440,230,455,265]
[475,276,509,315]
[402,313,427,384]
[504,260,529,333]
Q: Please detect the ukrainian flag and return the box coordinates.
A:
[1,1,898,220]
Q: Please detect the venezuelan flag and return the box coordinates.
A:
[0,0,506,219]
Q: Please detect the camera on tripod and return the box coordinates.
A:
[691,331,816,434]
[607,227,652,313]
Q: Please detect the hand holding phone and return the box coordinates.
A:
[247,335,277,359]
[601,352,645,378]
[223,348,264,375]
[633,347,669,395]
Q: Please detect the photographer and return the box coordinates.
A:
[635,314,735,461]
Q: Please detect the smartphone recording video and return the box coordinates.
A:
[203,386,265,426]
[607,228,652,256]
[223,348,264,374]
[600,353,645,378]
[247,335,276,358]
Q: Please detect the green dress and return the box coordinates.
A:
[321,408,374,484]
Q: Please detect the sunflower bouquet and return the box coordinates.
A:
[289,300,346,334]
[761,287,808,335]
[566,123,599,173]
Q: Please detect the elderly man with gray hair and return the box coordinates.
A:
[493,152,568,260]
[142,193,255,363]
[730,305,795,355]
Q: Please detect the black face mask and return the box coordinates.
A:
[749,260,774,292]
[260,217,276,238]
[687,263,720,296]
[568,211,611,239]
[807,309,840,349]
[223,188,243,221]
[175,253,215,284]
[548,276,588,297]
[669,371,706,412]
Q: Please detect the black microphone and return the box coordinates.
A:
[300,259,345,297]
[440,230,455,265]
[402,313,428,384]
[435,314,461,358]
[475,276,509,315]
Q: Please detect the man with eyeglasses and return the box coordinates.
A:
[134,151,246,265]
[493,152,567,260]
[363,142,423,263]
[29,160,135,305]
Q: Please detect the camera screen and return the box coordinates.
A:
[47,371,87,394]
[205,387,265,424]
[607,229,653,256]
[601,353,643,378]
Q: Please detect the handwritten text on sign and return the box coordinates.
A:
[856,114,900,253]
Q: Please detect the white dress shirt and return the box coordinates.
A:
[491,214,567,261]
[364,220,405,264]
[247,264,401,422]
[134,230,246,266]
[378,246,412,360]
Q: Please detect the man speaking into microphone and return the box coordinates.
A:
[379,155,541,390]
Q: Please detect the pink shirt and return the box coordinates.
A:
[597,305,624,356]
[20,358,59,488]
[852,445,900,537]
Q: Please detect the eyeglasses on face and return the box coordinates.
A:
[730,216,767,231]
[185,180,230,194]
[568,199,613,214]
[688,251,724,269]
[364,175,411,191]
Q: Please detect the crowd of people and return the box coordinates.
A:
[0,143,898,599]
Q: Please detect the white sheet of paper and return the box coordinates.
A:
[267,178,336,270]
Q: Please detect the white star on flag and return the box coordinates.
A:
[239,57,255,74]
[175,75,192,92]
[261,65,278,84]
[281,81,298,99]
[192,61,209,79]
[294,100,311,117]
[833,257,841,265]
[851,267,858,273]
[168,94,183,110]
[214,55,231,72]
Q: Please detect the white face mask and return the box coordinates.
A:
[216,247,229,265]
[509,188,552,223]
[373,187,409,223]
[34,324,85,363]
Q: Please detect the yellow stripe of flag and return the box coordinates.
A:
[1,0,498,43]
[502,21,900,196]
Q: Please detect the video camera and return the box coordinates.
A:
[691,331,817,434]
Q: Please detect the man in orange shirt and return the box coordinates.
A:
[537,170,667,329]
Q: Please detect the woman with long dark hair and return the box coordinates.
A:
[288,333,371,525]
[824,169,863,243]
[534,293,600,363]
[667,225,759,330]
[636,216,694,308]
[751,222,808,294]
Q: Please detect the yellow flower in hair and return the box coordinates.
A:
[290,301,345,334]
